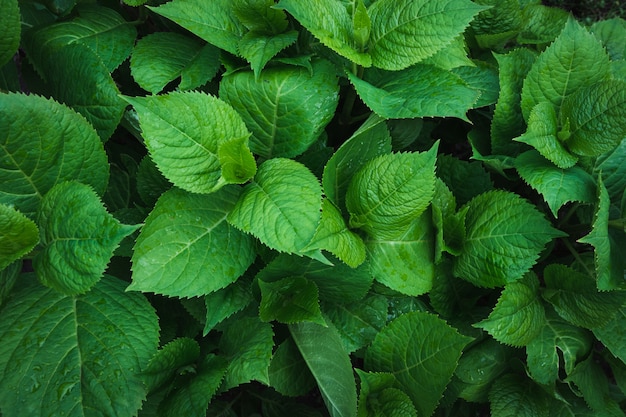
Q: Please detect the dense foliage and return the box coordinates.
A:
[2,0,626,416]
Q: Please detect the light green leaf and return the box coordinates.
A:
[0,204,38,270]
[0,275,160,417]
[560,80,626,157]
[123,91,255,194]
[220,59,339,159]
[454,190,565,287]
[526,308,593,386]
[269,338,316,397]
[228,158,322,254]
[219,317,274,390]
[203,279,252,335]
[594,305,626,364]
[130,32,220,94]
[217,135,258,185]
[259,276,326,325]
[594,139,626,207]
[290,321,358,417]
[238,31,299,77]
[142,337,200,393]
[520,18,610,120]
[0,92,108,218]
[451,60,500,108]
[34,182,138,295]
[423,34,474,70]
[149,0,245,56]
[475,273,546,347]
[348,65,480,120]
[591,18,626,61]
[130,187,255,298]
[367,211,435,296]
[365,311,472,417]
[277,0,371,67]
[233,0,289,34]
[0,0,20,66]
[514,103,578,169]
[367,0,486,70]
[352,0,370,51]
[543,264,626,329]
[489,374,549,417]
[346,144,438,239]
[515,151,595,217]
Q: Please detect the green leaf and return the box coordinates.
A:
[566,356,625,416]
[228,158,322,254]
[367,0,486,70]
[357,371,417,417]
[594,305,626,364]
[0,204,38,270]
[489,374,549,417]
[591,18,626,61]
[560,80,626,157]
[0,275,160,417]
[34,182,138,295]
[422,34,474,70]
[454,190,565,287]
[352,0,370,51]
[130,187,255,298]
[365,311,472,417]
[348,65,480,120]
[123,91,255,194]
[259,276,326,325]
[142,337,200,393]
[526,308,593,385]
[515,151,596,217]
[451,60,500,108]
[514,103,578,169]
[517,4,569,45]
[346,144,438,239]
[276,0,371,67]
[0,93,108,218]
[475,273,546,347]
[219,59,339,159]
[149,0,245,56]
[268,337,316,397]
[594,139,626,207]
[437,154,493,207]
[470,0,523,49]
[238,31,299,77]
[203,279,252,335]
[0,0,20,66]
[219,316,274,390]
[367,211,435,296]
[290,321,358,417]
[233,0,289,34]
[0,261,19,307]
[520,18,610,120]
[130,32,220,94]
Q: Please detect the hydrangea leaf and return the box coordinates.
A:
[593,305,626,364]
[566,356,625,416]
[593,139,626,206]
[367,211,435,296]
[0,204,38,270]
[219,59,339,159]
[526,308,593,386]
[276,0,371,67]
[515,151,595,217]
[437,154,493,206]
[514,102,578,169]
[454,190,565,287]
[136,156,172,208]
[348,65,479,120]
[290,321,358,417]
[367,0,486,70]
[0,94,108,218]
[123,92,255,194]
[0,275,160,417]
[365,311,472,417]
[346,144,437,239]
[142,337,200,393]
[520,18,610,120]
[357,371,417,417]
[560,80,626,157]
[238,31,299,78]
[148,0,245,56]
[0,0,20,66]
[517,4,569,45]
[489,374,550,417]
[451,61,501,108]
[34,182,139,296]
[470,0,523,49]
[203,279,252,335]
[130,32,220,94]
[423,35,474,70]
[268,338,316,397]
[130,187,255,298]
[591,18,626,61]
[228,158,322,254]
[0,261,19,308]
[233,0,289,34]
[475,273,546,347]
[259,276,326,325]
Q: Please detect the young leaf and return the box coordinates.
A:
[515,151,596,217]
[475,273,546,347]
[520,18,610,120]
[130,32,220,94]
[34,181,139,295]
[130,187,256,298]
[367,0,486,70]
[203,278,252,335]
[219,59,339,159]
[489,374,549,417]
[269,337,316,397]
[148,0,245,56]
[346,144,437,239]
[290,321,358,417]
[123,92,255,194]
[0,275,160,417]
[357,371,417,417]
[259,276,326,325]
[0,93,109,218]
[365,311,472,417]
[142,337,200,393]
[0,0,19,66]
[454,190,565,287]
[0,204,38,270]
[238,31,299,77]
[228,158,322,254]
